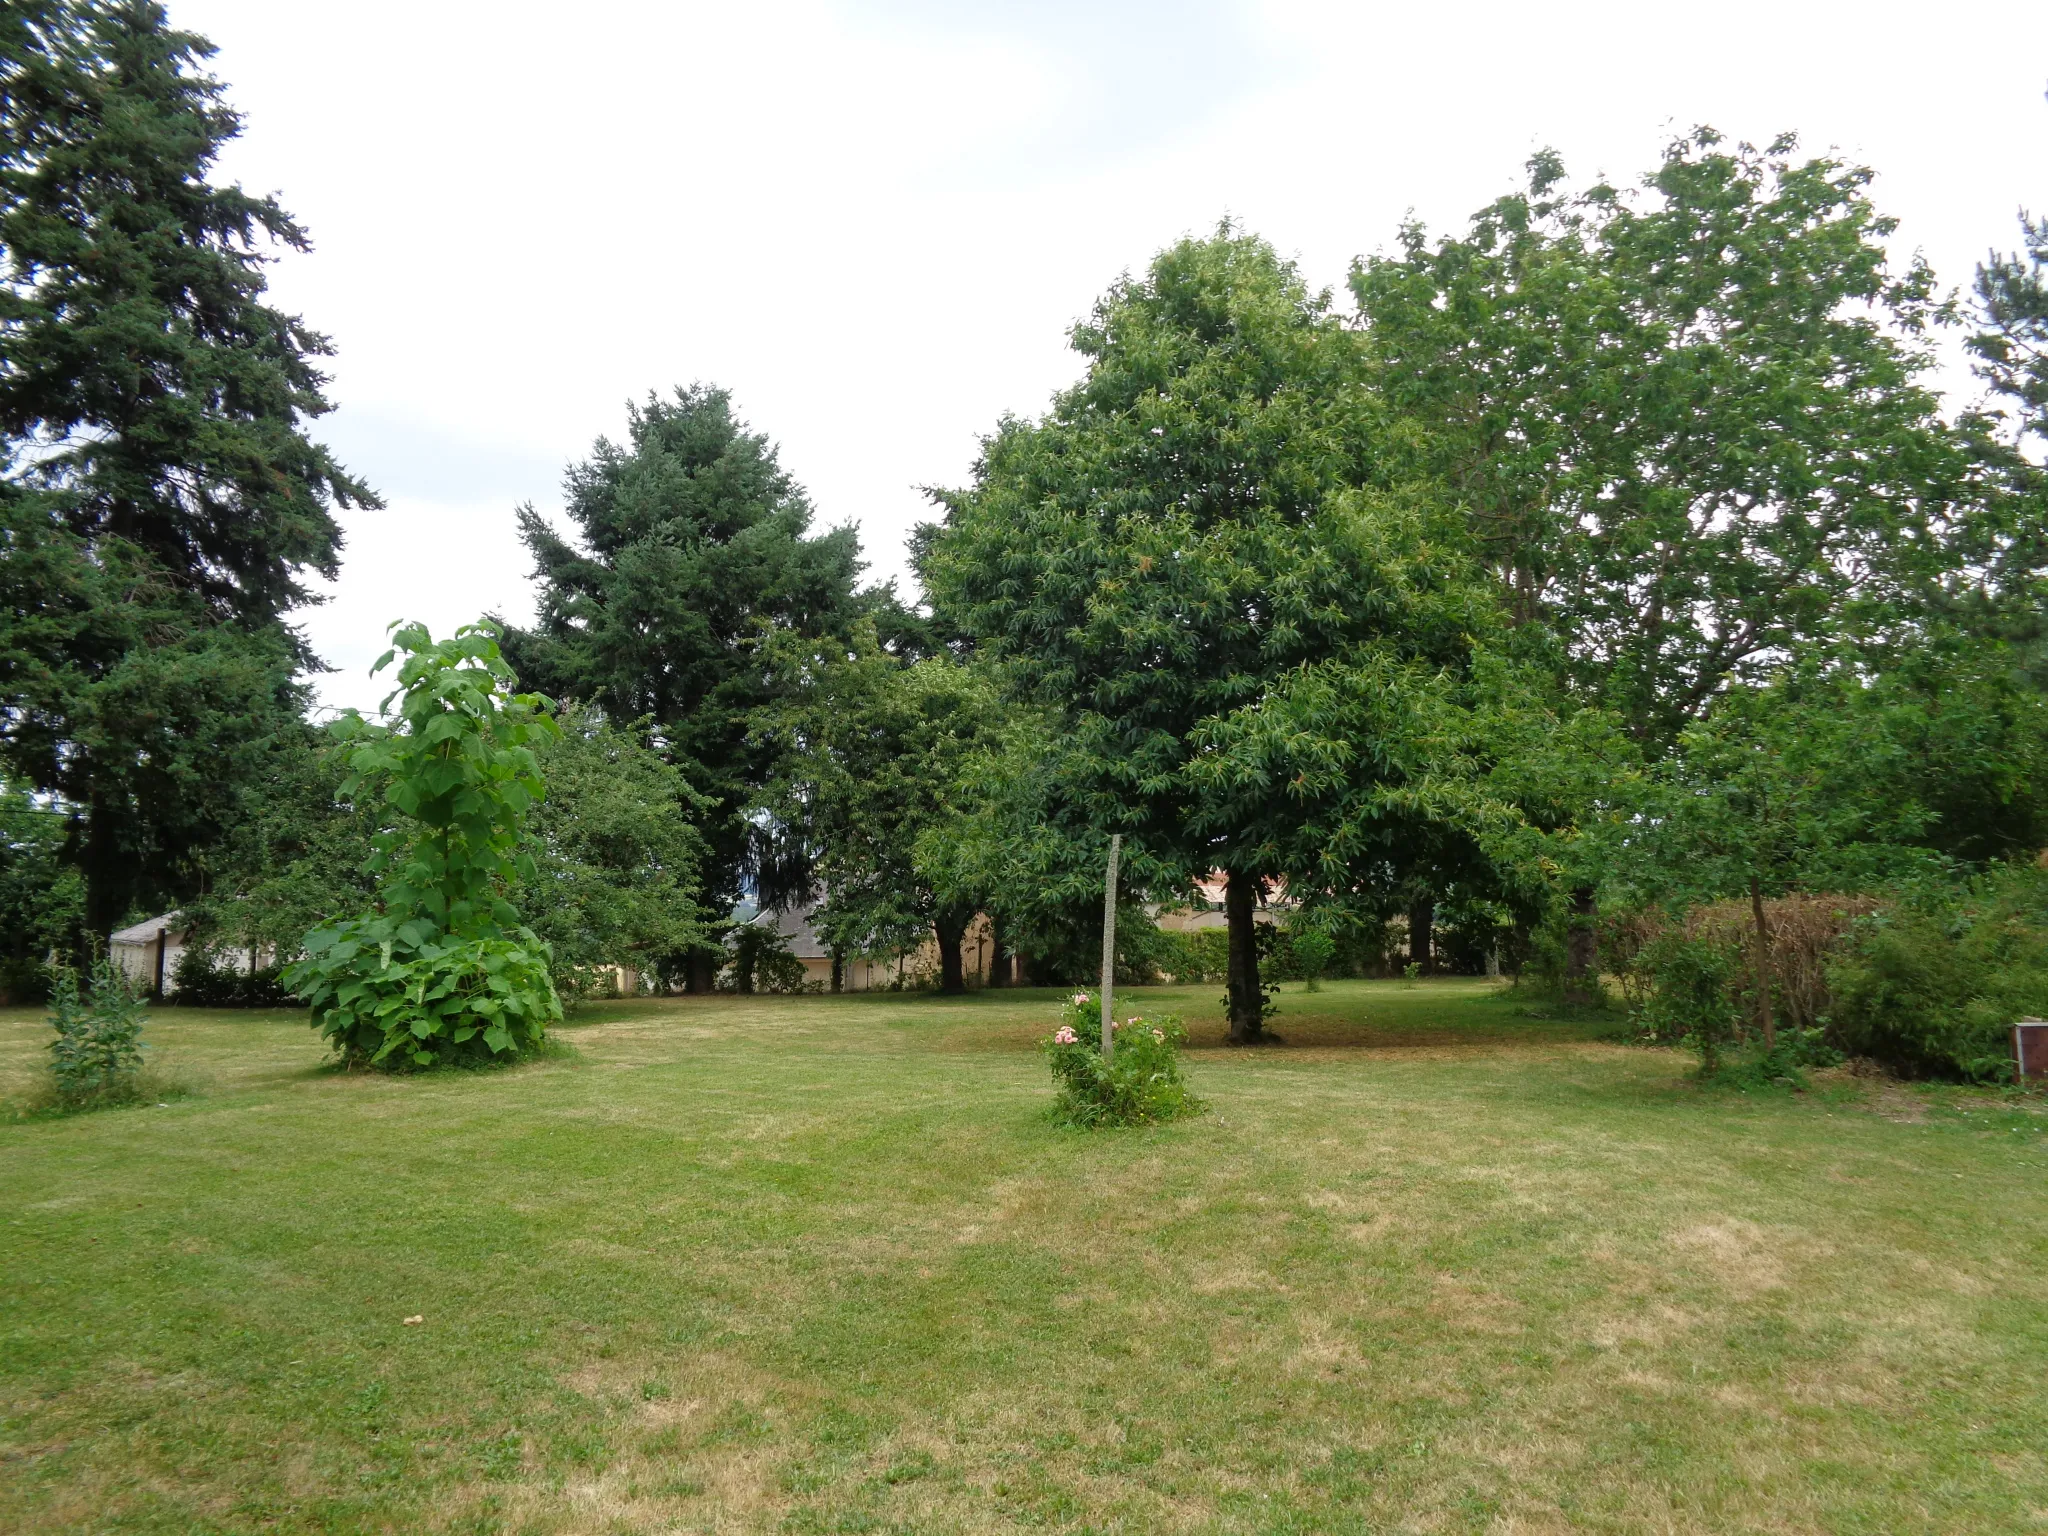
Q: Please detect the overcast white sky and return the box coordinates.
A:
[168,0,2048,714]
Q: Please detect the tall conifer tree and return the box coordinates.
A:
[0,0,375,943]
[501,387,866,988]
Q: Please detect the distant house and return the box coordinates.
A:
[108,912,191,998]
[109,913,271,998]
[733,903,870,991]
[1150,872,1287,933]
[730,901,997,991]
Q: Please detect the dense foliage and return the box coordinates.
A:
[753,627,1003,992]
[1630,934,1742,1073]
[284,624,561,1069]
[501,387,876,988]
[172,726,379,965]
[521,704,709,995]
[724,920,809,994]
[168,944,294,1008]
[1354,132,1998,744]
[0,778,81,1002]
[921,228,1496,1040]
[44,950,146,1107]
[1827,867,2048,1083]
[0,0,375,947]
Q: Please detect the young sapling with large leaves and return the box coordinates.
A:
[44,952,150,1110]
[284,622,562,1068]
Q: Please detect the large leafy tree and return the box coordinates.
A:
[752,626,1001,993]
[1352,130,1996,747]
[521,702,709,990]
[501,386,866,989]
[1350,131,2027,994]
[0,775,82,1002]
[0,0,374,944]
[921,229,1494,1040]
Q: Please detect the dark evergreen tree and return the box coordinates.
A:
[1961,119,2048,682]
[500,386,866,989]
[1975,210,2048,443]
[0,774,82,1001]
[0,0,375,946]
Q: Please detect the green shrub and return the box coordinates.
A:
[170,945,296,1008]
[293,928,559,1068]
[1632,933,1741,1069]
[1041,991,1202,1129]
[725,923,808,994]
[1292,928,1335,991]
[1826,869,2048,1081]
[1156,927,1230,983]
[1700,1027,1843,1092]
[1259,916,1384,983]
[46,956,148,1108]
[1523,908,1614,1006]
[284,622,563,1070]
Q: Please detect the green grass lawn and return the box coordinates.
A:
[5,980,2048,1534]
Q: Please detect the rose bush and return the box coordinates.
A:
[1039,992,1201,1128]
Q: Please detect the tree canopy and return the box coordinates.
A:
[920,228,1498,1038]
[0,0,374,944]
[1352,131,1998,746]
[753,626,1002,992]
[521,703,710,990]
[500,385,871,987]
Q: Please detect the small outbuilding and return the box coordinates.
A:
[108,912,192,998]
[108,913,272,999]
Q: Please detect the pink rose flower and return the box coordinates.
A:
[1052,1025,1078,1045]
[1072,993,1090,1006]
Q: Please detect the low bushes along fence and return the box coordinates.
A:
[1610,867,2048,1082]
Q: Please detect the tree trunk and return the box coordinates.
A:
[686,947,717,995]
[1408,895,1435,975]
[830,948,844,995]
[934,907,971,995]
[1563,885,1598,1005]
[989,917,1011,989]
[1749,873,1775,1051]
[1226,869,1267,1044]
[80,790,132,965]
